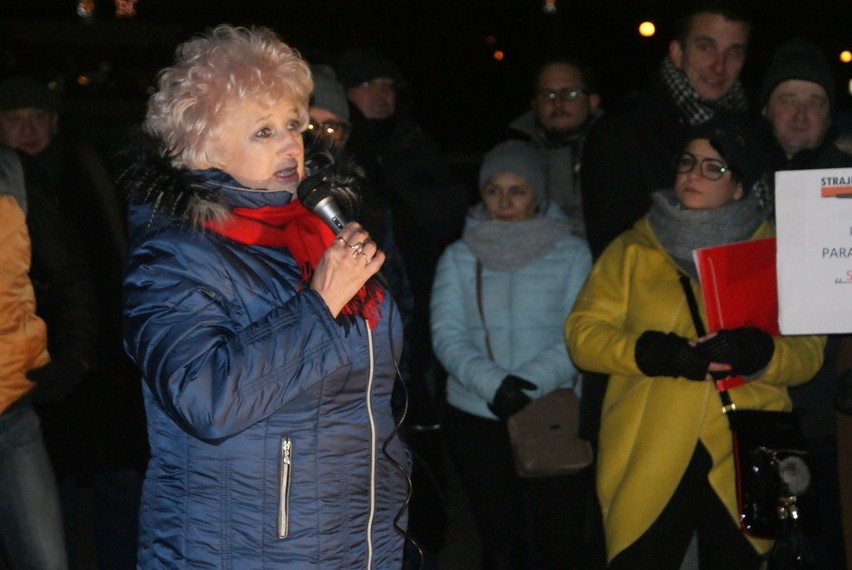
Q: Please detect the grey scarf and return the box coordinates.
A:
[648,190,765,280]
[462,204,573,272]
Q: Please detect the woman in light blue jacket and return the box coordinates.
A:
[431,140,592,569]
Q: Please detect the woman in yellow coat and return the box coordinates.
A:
[565,116,825,569]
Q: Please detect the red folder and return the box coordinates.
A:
[693,237,779,390]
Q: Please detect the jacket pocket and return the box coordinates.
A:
[278,436,292,539]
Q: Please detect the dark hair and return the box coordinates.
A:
[684,113,767,194]
[532,55,599,95]
[707,139,745,185]
[673,0,752,44]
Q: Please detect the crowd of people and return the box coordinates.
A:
[0,0,851,568]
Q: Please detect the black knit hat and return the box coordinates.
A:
[760,38,836,110]
[336,48,404,88]
[0,77,60,112]
[688,114,766,195]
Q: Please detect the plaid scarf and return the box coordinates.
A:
[659,57,748,126]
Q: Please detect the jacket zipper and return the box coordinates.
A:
[278,436,292,539]
[365,322,376,570]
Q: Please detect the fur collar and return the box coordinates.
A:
[117,129,368,229]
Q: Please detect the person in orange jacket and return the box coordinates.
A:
[0,144,68,569]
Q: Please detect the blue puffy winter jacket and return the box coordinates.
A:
[123,170,408,569]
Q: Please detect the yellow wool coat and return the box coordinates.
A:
[0,195,49,413]
[564,217,825,562]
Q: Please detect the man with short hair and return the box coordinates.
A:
[581,0,752,258]
[509,57,602,235]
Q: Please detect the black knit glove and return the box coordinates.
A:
[696,328,775,377]
[488,375,537,421]
[27,358,89,404]
[635,331,709,381]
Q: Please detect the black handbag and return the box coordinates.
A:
[678,273,814,566]
[724,404,812,538]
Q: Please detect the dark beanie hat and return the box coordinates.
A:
[0,77,60,112]
[336,48,404,88]
[688,114,766,195]
[760,38,836,109]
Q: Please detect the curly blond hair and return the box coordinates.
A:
[145,24,312,168]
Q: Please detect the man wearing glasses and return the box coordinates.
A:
[581,0,752,259]
[508,57,602,236]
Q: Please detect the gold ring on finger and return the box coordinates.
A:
[346,241,364,250]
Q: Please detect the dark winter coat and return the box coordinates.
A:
[581,75,749,258]
[23,136,148,478]
[345,108,469,378]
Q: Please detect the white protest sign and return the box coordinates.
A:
[775,167,852,334]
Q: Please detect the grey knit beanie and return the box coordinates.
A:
[478,140,547,204]
[309,64,350,123]
[760,38,836,110]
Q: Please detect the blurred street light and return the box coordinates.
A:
[639,21,656,38]
[115,0,138,17]
[77,0,94,18]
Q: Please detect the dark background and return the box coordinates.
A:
[2,0,851,153]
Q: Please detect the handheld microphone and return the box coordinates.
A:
[297,175,348,233]
[298,158,389,288]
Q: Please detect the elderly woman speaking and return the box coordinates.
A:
[120,25,408,568]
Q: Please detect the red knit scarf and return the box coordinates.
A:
[204,199,383,329]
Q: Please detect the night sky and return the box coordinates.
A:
[3,0,851,152]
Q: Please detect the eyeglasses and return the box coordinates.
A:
[306,119,351,144]
[535,88,588,103]
[675,152,729,180]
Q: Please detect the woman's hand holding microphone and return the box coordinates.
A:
[310,222,384,318]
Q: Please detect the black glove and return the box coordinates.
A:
[488,375,537,421]
[27,358,89,404]
[696,328,775,377]
[635,331,709,381]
